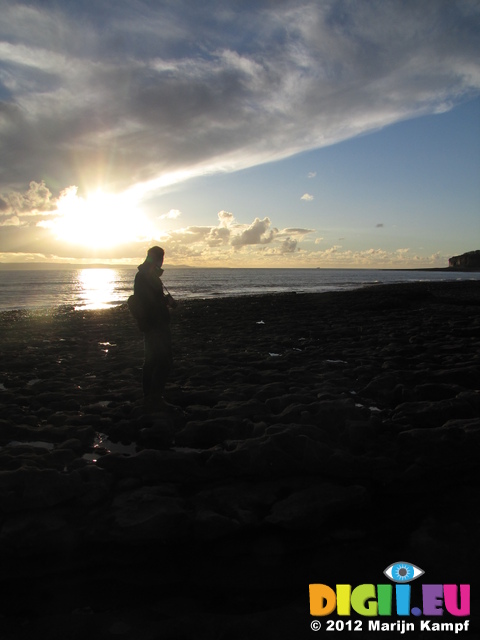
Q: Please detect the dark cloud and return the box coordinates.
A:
[207,227,231,247]
[0,0,479,197]
[0,181,57,223]
[279,237,298,254]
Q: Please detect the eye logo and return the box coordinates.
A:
[384,561,424,583]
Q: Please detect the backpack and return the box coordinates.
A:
[127,294,145,321]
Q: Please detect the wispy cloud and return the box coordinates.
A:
[0,0,478,199]
[301,193,314,201]
[160,209,182,220]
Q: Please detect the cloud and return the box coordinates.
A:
[231,217,277,248]
[0,0,478,198]
[160,209,182,220]
[376,223,384,228]
[0,215,21,227]
[0,195,450,268]
[279,228,315,238]
[279,237,298,254]
[162,213,313,260]
[306,247,448,268]
[218,210,235,227]
[167,226,212,245]
[301,193,314,201]
[307,172,317,178]
[207,226,231,247]
[0,181,56,216]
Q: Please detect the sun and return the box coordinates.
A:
[50,186,156,248]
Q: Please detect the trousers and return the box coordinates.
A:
[142,326,173,398]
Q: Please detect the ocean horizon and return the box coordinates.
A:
[0,266,479,313]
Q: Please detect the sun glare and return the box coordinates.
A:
[77,268,117,309]
[51,186,155,248]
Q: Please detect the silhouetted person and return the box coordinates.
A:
[134,246,175,409]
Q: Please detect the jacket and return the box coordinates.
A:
[133,262,170,331]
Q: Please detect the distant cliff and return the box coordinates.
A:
[449,250,480,269]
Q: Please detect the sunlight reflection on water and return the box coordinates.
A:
[76,269,117,310]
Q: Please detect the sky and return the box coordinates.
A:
[0,0,479,269]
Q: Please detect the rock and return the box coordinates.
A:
[346,419,376,449]
[314,399,357,432]
[265,483,367,530]
[77,463,112,506]
[23,468,84,508]
[193,509,241,540]
[211,399,269,420]
[0,512,78,555]
[194,480,279,531]
[56,438,84,452]
[413,383,463,401]
[427,366,480,389]
[398,418,480,447]
[362,373,401,401]
[97,448,209,483]
[391,398,474,429]
[175,416,250,448]
[137,426,174,449]
[253,382,288,401]
[110,486,189,543]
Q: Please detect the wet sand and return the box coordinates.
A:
[0,281,479,638]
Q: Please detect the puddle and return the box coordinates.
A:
[83,432,137,462]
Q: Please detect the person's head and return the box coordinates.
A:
[146,246,165,273]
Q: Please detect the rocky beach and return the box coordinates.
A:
[0,280,479,639]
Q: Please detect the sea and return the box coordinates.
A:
[0,267,479,312]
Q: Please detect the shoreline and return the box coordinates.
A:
[381,266,480,272]
[0,279,479,637]
[1,272,480,316]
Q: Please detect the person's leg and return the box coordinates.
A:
[143,327,173,400]
[142,333,155,397]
